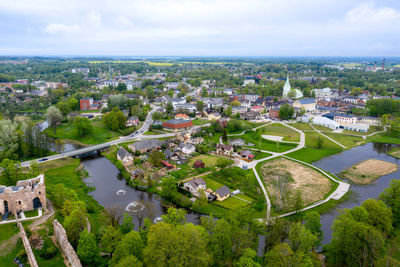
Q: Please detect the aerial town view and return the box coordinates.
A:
[0,0,400,266]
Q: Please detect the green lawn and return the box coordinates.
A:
[324,132,365,148]
[256,123,300,142]
[313,124,333,132]
[213,195,253,210]
[367,133,400,144]
[0,221,32,243]
[45,120,121,145]
[143,130,165,135]
[290,122,313,131]
[285,131,343,163]
[239,131,297,153]
[24,209,39,218]
[188,155,233,168]
[202,177,225,191]
[253,151,272,160]
[192,119,209,126]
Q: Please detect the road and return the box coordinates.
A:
[21,105,164,167]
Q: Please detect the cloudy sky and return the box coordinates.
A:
[0,0,399,56]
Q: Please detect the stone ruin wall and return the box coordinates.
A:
[54,219,82,267]
[0,174,46,215]
[17,221,38,267]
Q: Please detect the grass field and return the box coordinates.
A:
[213,195,254,210]
[290,123,313,131]
[324,132,366,148]
[259,158,332,213]
[192,119,209,126]
[313,124,333,132]
[256,123,300,142]
[45,120,121,145]
[239,131,297,153]
[253,151,272,160]
[203,177,225,191]
[367,133,400,144]
[188,155,233,168]
[24,209,39,218]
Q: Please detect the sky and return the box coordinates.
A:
[0,0,399,57]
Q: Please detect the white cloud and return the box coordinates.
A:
[43,24,80,34]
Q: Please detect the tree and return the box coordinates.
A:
[103,107,126,131]
[143,223,211,267]
[152,111,163,121]
[264,243,294,267]
[303,211,323,249]
[278,104,294,120]
[161,207,186,226]
[0,159,21,186]
[112,230,145,264]
[361,199,392,234]
[116,83,127,92]
[100,226,122,256]
[287,222,316,254]
[77,229,99,265]
[236,248,260,267]
[161,177,177,200]
[108,94,129,109]
[207,218,233,265]
[222,129,228,143]
[29,161,42,177]
[68,98,79,111]
[292,189,304,214]
[231,100,241,106]
[57,102,71,118]
[149,150,165,167]
[0,120,19,160]
[63,207,87,246]
[45,106,63,134]
[146,86,155,99]
[380,179,400,226]
[73,117,92,137]
[196,101,204,112]
[120,213,135,234]
[166,102,173,114]
[316,136,323,149]
[114,256,143,267]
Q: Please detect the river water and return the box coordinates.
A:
[81,155,201,228]
[313,142,400,246]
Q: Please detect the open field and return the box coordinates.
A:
[389,148,400,159]
[45,120,122,145]
[290,122,313,131]
[324,132,366,148]
[367,133,400,144]
[312,124,333,132]
[256,123,300,142]
[260,158,332,213]
[203,177,225,191]
[239,131,297,153]
[192,119,209,125]
[213,194,254,210]
[340,159,398,184]
[188,154,233,168]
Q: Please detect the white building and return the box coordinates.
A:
[282,76,303,99]
[312,116,340,130]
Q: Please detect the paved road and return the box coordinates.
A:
[21,105,163,167]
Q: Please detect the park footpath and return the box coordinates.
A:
[225,121,350,220]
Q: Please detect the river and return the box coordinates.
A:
[81,155,202,228]
[313,142,400,246]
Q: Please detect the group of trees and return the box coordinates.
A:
[103,107,126,131]
[325,179,400,266]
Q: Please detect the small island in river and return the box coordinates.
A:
[340,159,398,184]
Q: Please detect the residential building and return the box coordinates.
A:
[293,98,316,112]
[126,116,139,127]
[237,150,254,161]
[216,144,233,156]
[250,106,264,113]
[175,114,189,120]
[117,148,133,166]
[232,106,248,114]
[80,98,102,110]
[215,186,231,201]
[269,108,280,119]
[183,178,207,197]
[129,139,162,153]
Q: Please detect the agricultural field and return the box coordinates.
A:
[339,159,398,184]
[259,158,333,213]
[255,123,300,142]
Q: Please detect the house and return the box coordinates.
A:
[241,111,260,120]
[175,114,189,120]
[238,150,255,161]
[191,137,204,145]
[164,149,179,161]
[216,144,233,156]
[174,103,197,113]
[178,143,196,155]
[117,148,133,166]
[131,169,144,179]
[129,139,162,153]
[293,98,316,112]
[161,160,175,169]
[183,178,207,197]
[193,160,205,169]
[250,106,264,113]
[232,106,248,114]
[126,116,139,127]
[162,119,193,132]
[215,186,231,201]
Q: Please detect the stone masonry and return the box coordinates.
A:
[0,174,46,216]
[54,220,82,267]
[17,220,39,267]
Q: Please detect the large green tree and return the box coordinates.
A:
[45,106,63,134]
[73,117,93,137]
[77,229,99,265]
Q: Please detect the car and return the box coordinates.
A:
[38,158,48,162]
[134,131,138,134]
